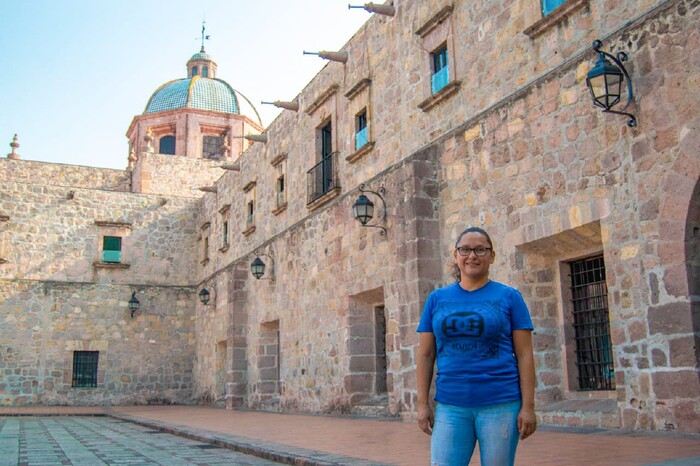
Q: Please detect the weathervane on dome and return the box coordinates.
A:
[196,19,210,52]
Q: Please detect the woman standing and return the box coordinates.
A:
[416,226,536,465]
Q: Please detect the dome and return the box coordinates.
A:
[144,76,240,114]
[189,51,212,61]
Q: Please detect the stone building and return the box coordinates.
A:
[1,0,698,433]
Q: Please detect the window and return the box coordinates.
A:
[222,221,229,247]
[159,135,175,155]
[569,255,615,391]
[202,135,223,159]
[247,200,255,227]
[276,174,285,207]
[308,121,338,204]
[192,66,198,77]
[72,351,99,388]
[202,66,209,77]
[102,236,121,263]
[355,110,368,150]
[203,236,210,261]
[543,0,567,15]
[431,44,449,94]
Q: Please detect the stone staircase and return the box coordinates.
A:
[538,398,620,429]
[350,393,392,417]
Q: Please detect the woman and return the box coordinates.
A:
[416,226,536,466]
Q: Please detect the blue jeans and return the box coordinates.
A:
[431,400,520,466]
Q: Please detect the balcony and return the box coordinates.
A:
[307,152,340,206]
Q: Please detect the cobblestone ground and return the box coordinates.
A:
[0,417,282,466]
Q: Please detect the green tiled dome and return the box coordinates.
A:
[144,76,240,114]
[190,51,212,61]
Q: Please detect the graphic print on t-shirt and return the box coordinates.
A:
[435,301,503,359]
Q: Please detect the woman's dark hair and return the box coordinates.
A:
[451,226,493,282]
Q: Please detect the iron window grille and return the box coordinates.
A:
[72,351,99,388]
[307,152,339,204]
[102,236,122,263]
[569,255,615,390]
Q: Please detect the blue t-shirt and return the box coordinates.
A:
[417,280,533,408]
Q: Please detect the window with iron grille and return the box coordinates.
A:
[102,236,122,263]
[202,135,223,159]
[72,351,99,388]
[569,255,615,390]
[542,0,567,15]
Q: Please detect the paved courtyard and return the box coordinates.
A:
[0,416,281,466]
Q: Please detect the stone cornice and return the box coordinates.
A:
[415,5,454,38]
[345,78,372,100]
[95,220,132,228]
[304,84,340,115]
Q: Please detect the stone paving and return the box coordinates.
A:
[0,416,282,466]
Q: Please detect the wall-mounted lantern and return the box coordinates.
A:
[348,3,395,16]
[352,184,387,236]
[128,291,140,318]
[198,288,211,305]
[585,39,637,128]
[251,252,275,282]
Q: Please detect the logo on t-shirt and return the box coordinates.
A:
[436,302,502,359]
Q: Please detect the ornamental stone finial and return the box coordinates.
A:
[144,127,154,153]
[127,146,137,170]
[7,134,20,160]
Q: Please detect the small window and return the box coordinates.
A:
[159,135,176,155]
[247,200,255,227]
[192,66,198,77]
[222,221,229,247]
[72,351,99,388]
[355,110,368,150]
[102,236,121,263]
[203,236,210,261]
[276,174,285,207]
[203,135,223,159]
[202,66,209,77]
[543,0,567,15]
[569,255,615,391]
[431,44,449,94]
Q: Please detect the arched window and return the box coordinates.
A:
[202,66,209,77]
[191,66,198,77]
[159,135,176,155]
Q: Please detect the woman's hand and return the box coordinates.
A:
[517,406,537,440]
[418,403,434,435]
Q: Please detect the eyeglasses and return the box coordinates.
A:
[455,246,492,257]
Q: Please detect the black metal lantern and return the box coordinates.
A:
[198,288,210,305]
[251,257,266,279]
[585,40,637,127]
[352,184,387,236]
[352,194,374,225]
[128,291,140,317]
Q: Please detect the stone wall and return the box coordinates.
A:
[0,159,130,192]
[193,0,699,432]
[130,152,227,197]
[0,170,201,405]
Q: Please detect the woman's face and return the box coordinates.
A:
[453,231,495,281]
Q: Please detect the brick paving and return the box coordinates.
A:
[1,406,700,465]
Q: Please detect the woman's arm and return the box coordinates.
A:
[416,331,437,435]
[513,329,537,440]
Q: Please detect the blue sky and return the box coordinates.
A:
[0,1,370,169]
